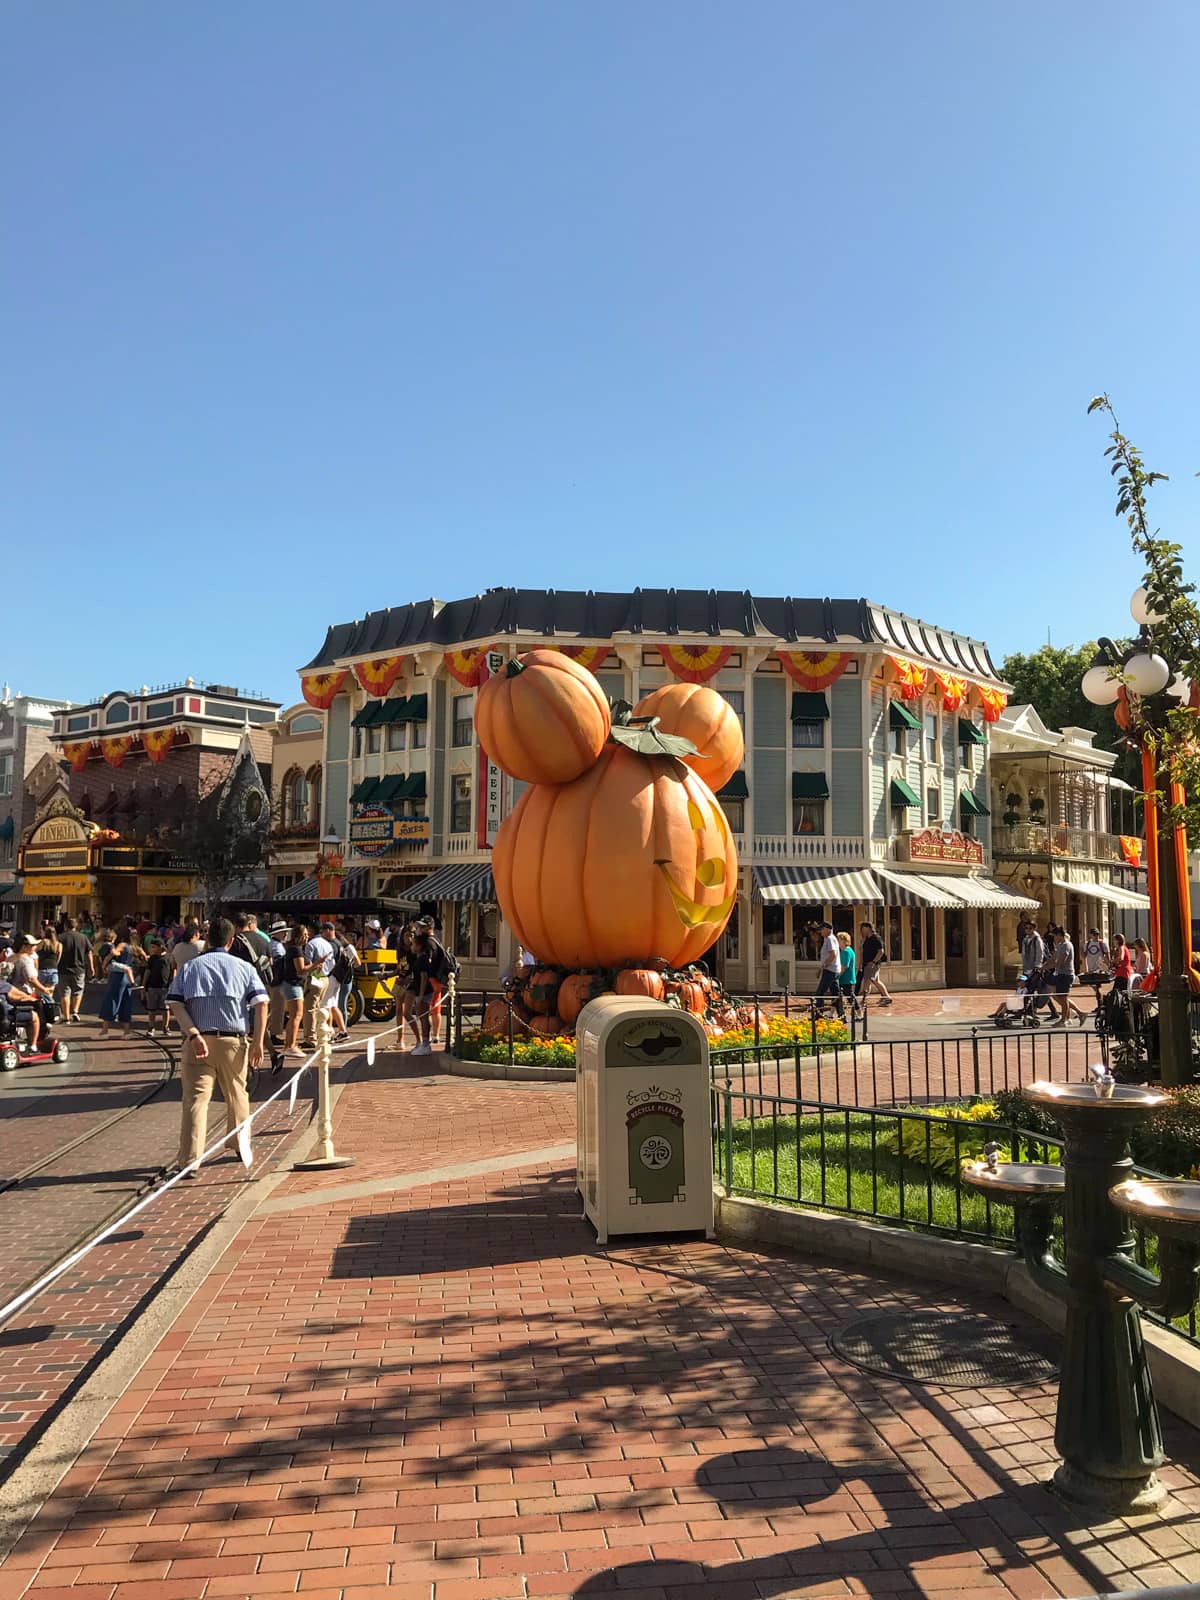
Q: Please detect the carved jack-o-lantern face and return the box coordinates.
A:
[492,745,739,969]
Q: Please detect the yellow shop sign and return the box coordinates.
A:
[137,875,198,896]
[22,873,93,897]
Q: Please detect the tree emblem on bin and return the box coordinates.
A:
[626,1097,685,1206]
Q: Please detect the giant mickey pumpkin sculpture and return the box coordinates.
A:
[479,653,743,970]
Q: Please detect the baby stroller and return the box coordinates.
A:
[992,968,1061,1028]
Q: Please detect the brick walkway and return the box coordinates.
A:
[2,1053,1198,1599]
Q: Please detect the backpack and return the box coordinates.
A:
[231,932,274,984]
[430,939,460,985]
[330,943,358,986]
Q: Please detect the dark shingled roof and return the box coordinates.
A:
[300,588,1002,682]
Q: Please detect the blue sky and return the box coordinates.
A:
[5,1,1198,707]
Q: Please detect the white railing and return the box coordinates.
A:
[752,835,868,862]
[446,833,484,857]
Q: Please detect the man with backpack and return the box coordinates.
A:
[326,921,360,1041]
[409,918,459,1057]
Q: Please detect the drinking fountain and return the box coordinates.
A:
[962,1075,1200,1512]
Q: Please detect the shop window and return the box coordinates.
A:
[910,907,923,961]
[926,786,940,825]
[926,907,936,957]
[721,902,740,962]
[761,903,786,960]
[925,712,938,762]
[793,800,825,836]
[723,798,745,834]
[721,690,745,733]
[367,726,381,754]
[477,905,498,959]
[450,775,471,833]
[959,741,974,773]
[282,768,307,826]
[412,719,427,749]
[793,913,827,962]
[387,722,407,752]
[833,905,855,939]
[892,726,909,757]
[976,909,986,956]
[452,695,474,748]
[0,754,11,797]
[886,906,903,962]
[453,902,472,958]
[307,767,321,822]
[0,836,12,867]
[792,719,824,749]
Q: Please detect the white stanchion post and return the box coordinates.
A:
[292,988,354,1171]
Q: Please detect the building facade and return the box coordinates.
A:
[265,703,327,896]
[21,681,280,922]
[989,705,1149,974]
[299,589,1040,990]
[0,689,69,905]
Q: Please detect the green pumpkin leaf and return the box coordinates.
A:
[608,705,700,759]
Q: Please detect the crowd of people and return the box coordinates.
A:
[812,919,894,1018]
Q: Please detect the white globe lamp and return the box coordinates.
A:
[1123,650,1171,698]
[1130,586,1164,627]
[1166,674,1192,701]
[1081,664,1121,706]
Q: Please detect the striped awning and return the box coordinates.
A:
[340,865,370,898]
[1053,876,1151,912]
[874,868,965,908]
[942,874,1040,911]
[752,866,882,904]
[406,861,496,903]
[276,876,318,900]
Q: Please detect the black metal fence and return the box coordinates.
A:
[710,1080,1199,1348]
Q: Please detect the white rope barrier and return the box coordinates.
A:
[0,1019,404,1331]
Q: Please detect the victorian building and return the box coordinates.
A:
[265,703,327,897]
[297,589,1042,990]
[18,681,280,923]
[0,687,69,910]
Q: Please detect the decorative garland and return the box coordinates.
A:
[977,685,1008,723]
[549,645,610,673]
[300,670,348,709]
[932,672,967,712]
[63,741,93,772]
[658,643,733,683]
[101,735,137,769]
[1119,835,1143,868]
[775,650,851,690]
[352,655,406,697]
[889,657,928,700]
[444,644,495,687]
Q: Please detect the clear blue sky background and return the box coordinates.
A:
[5,1,1198,707]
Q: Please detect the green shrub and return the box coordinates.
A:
[990,1085,1200,1177]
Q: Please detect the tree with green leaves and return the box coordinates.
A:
[1001,642,1139,786]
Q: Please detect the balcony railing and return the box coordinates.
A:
[993,823,1126,862]
[753,835,868,862]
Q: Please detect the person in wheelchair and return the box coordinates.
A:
[0,974,44,1054]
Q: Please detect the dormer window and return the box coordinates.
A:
[105,700,130,726]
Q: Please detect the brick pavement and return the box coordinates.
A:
[1,1056,1198,1598]
[0,1027,314,1475]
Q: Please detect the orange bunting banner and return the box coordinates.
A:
[659,643,733,683]
[550,645,610,673]
[101,735,136,769]
[444,644,494,688]
[977,685,1008,723]
[352,655,406,697]
[143,727,177,763]
[776,651,851,690]
[300,670,348,710]
[63,741,93,772]
[889,657,928,700]
[1119,835,1143,868]
[933,672,967,712]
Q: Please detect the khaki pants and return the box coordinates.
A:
[301,975,327,1041]
[268,985,285,1037]
[177,1034,250,1167]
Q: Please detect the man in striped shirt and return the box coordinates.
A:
[166,916,268,1178]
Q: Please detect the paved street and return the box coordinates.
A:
[0,1048,1196,1599]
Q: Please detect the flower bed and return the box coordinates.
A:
[456,1012,851,1070]
[713,1016,852,1052]
[457,1030,576,1068]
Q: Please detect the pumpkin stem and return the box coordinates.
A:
[505,659,526,679]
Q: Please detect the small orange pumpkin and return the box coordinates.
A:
[633,682,744,793]
[676,979,707,1015]
[558,971,607,1025]
[526,967,561,1016]
[483,999,512,1034]
[615,968,666,1001]
[475,648,611,785]
[529,1014,564,1036]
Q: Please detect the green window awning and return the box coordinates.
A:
[374,774,408,804]
[379,697,409,724]
[889,700,922,732]
[716,771,748,800]
[791,692,830,722]
[399,771,428,801]
[350,778,383,805]
[402,693,429,722]
[890,776,920,808]
[958,717,987,747]
[959,788,989,817]
[792,772,830,801]
[352,700,388,728]
[0,816,12,841]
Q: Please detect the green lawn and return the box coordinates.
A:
[719,1106,1023,1242]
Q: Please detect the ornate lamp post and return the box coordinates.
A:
[1081,592,1194,1088]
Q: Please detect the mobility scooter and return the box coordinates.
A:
[0,991,69,1071]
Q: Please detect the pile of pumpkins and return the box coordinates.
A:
[480,962,758,1043]
[478,648,744,972]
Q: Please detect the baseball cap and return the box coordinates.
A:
[365,918,381,929]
